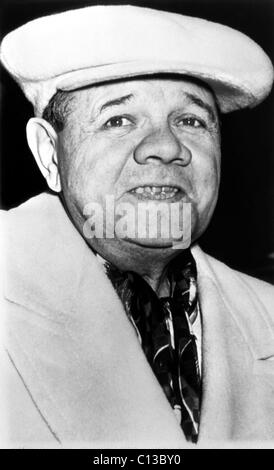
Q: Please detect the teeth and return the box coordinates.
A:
[132,186,179,199]
[145,186,153,194]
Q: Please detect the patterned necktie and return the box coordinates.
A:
[105,250,201,443]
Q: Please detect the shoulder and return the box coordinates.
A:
[1,192,58,225]
[192,244,274,315]
[0,193,56,264]
[234,268,274,314]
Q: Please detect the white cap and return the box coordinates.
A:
[1,4,273,115]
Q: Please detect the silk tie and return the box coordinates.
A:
[105,250,201,443]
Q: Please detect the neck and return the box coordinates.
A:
[91,239,186,294]
[140,262,170,294]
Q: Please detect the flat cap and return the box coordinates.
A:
[1,4,273,115]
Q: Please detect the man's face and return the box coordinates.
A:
[57,77,221,261]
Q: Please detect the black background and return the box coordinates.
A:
[1,0,274,283]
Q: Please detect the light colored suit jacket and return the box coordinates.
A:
[1,193,274,449]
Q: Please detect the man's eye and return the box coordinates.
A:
[104,116,131,128]
[177,117,205,128]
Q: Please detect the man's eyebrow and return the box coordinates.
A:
[184,92,217,123]
[99,93,134,113]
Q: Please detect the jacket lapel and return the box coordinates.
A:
[193,246,274,443]
[196,274,236,441]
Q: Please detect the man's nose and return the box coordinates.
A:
[133,124,192,166]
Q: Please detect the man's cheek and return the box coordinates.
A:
[193,167,216,194]
[201,164,219,190]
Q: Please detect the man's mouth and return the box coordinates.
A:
[130,185,180,200]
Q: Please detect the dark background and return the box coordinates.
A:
[1,0,274,283]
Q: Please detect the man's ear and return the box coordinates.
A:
[26,117,61,192]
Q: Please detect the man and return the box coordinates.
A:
[0,4,274,448]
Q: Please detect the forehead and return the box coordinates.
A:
[72,75,218,110]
